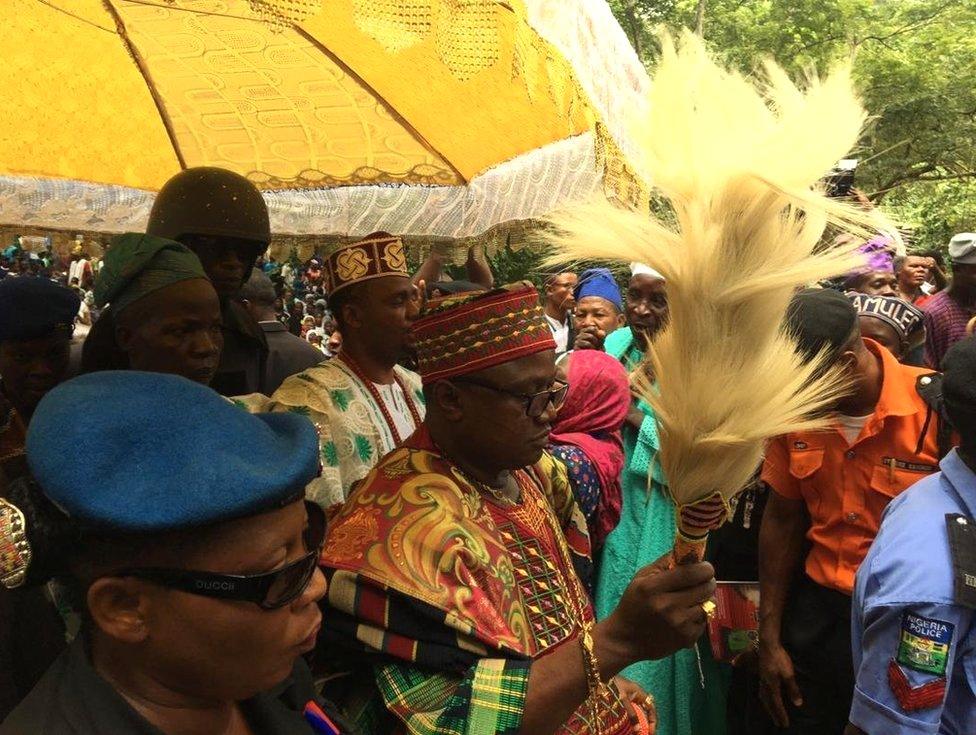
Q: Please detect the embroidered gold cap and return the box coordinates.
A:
[324,231,409,295]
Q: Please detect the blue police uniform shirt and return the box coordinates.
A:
[851,449,976,734]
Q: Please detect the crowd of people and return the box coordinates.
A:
[0,165,974,735]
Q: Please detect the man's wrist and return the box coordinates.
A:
[592,617,632,680]
[758,619,783,648]
[759,625,783,648]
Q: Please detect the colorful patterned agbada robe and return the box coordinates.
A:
[321,425,638,735]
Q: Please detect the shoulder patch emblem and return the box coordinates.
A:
[896,612,954,675]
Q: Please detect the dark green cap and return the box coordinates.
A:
[95,233,208,312]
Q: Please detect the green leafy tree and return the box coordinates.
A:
[609,0,976,252]
[887,180,976,254]
[608,0,677,59]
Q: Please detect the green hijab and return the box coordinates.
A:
[95,233,208,314]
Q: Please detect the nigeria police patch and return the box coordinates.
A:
[897,612,954,676]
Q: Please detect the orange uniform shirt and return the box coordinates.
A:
[761,339,940,595]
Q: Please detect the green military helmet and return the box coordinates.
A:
[147,167,271,246]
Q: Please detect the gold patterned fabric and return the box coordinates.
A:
[1,0,594,189]
[0,0,648,238]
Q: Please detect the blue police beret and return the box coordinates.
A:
[26,371,320,533]
[0,277,80,342]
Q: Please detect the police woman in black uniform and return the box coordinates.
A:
[0,371,352,734]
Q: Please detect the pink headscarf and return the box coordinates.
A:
[550,350,630,547]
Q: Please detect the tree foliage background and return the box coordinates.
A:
[609,0,976,253]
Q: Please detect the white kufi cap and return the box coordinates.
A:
[630,262,665,281]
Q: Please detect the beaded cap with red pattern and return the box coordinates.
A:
[324,231,409,295]
[411,282,556,384]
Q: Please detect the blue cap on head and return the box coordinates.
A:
[26,371,319,533]
[0,277,79,342]
[574,268,622,311]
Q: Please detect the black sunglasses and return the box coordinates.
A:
[452,378,568,418]
[179,234,266,262]
[115,502,325,610]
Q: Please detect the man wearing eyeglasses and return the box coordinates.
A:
[0,370,354,734]
[321,283,715,735]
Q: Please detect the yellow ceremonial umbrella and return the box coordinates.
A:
[0,0,648,238]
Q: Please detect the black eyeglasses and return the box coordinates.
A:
[453,378,569,418]
[115,502,325,610]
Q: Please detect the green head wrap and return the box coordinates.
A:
[95,233,209,313]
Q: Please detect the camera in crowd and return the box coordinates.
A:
[825,158,858,198]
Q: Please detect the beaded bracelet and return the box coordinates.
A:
[579,621,606,735]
